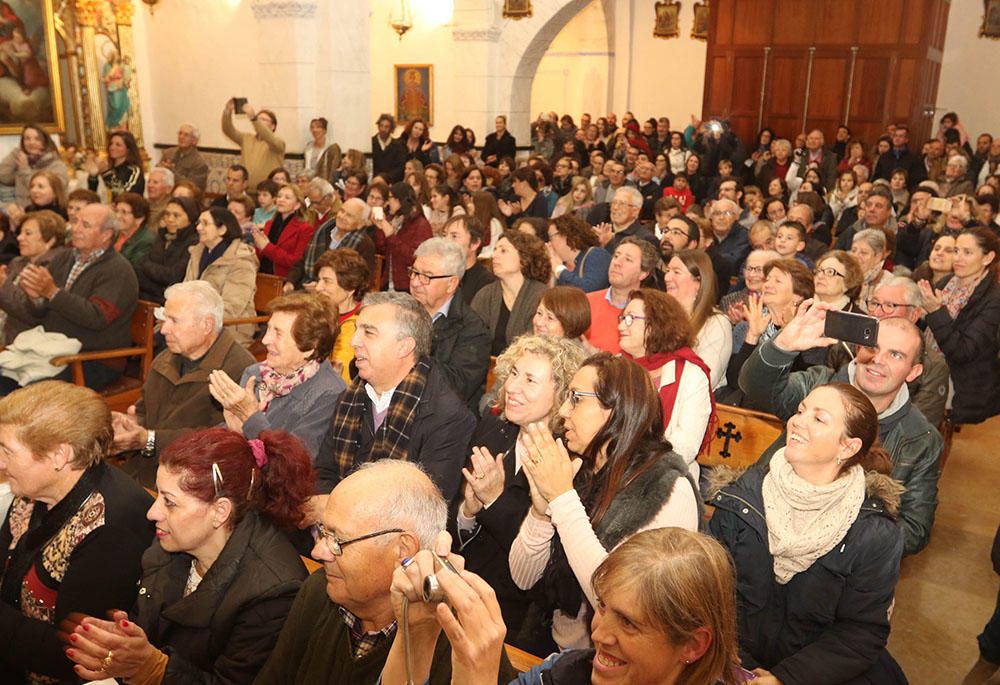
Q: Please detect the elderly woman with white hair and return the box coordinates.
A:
[939,154,975,198]
[851,228,891,312]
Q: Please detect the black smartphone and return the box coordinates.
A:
[824,310,879,347]
[232,97,248,112]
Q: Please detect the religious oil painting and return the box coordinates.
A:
[654,1,681,39]
[395,64,433,126]
[982,0,1000,39]
[0,0,64,133]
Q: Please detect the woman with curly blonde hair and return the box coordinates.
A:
[451,334,586,651]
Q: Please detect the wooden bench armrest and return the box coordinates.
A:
[222,315,270,326]
[505,644,544,672]
[51,346,148,366]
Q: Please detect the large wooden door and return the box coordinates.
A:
[703,0,950,148]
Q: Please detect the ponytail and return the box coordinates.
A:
[252,430,315,529]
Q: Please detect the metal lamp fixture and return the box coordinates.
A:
[389,0,413,39]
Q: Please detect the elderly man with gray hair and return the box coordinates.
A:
[286,196,375,291]
[410,237,491,409]
[13,203,138,391]
[159,122,210,191]
[113,280,255,487]
[315,291,475,504]
[708,196,751,278]
[256,459,516,684]
[600,185,659,255]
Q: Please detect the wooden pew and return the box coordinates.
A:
[698,403,785,471]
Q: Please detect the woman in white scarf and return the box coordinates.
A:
[709,383,906,685]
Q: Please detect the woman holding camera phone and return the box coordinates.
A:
[507,353,700,650]
[381,528,744,685]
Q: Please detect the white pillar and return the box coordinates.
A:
[250,0,320,153]
[316,0,371,151]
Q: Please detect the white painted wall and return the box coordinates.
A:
[529,0,707,128]
[530,0,611,120]
[1,1,992,165]
[936,1,1000,139]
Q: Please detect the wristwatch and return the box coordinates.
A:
[142,429,156,457]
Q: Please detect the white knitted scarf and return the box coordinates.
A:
[762,448,866,585]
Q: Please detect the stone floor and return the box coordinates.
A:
[889,419,1000,684]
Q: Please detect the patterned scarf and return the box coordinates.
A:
[762,448,866,584]
[925,273,985,353]
[326,357,431,481]
[257,359,322,412]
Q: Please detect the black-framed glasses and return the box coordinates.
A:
[744,265,765,275]
[664,227,689,239]
[568,390,600,408]
[618,313,647,327]
[312,521,404,557]
[407,267,453,285]
[815,267,845,278]
[868,300,914,315]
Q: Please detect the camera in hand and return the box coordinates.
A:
[232,97,248,112]
[824,310,879,347]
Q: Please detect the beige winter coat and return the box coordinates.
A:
[185,239,259,348]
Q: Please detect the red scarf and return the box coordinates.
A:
[625,348,718,456]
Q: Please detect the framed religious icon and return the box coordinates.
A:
[395,64,433,126]
[692,1,710,41]
[981,0,1000,39]
[503,0,532,20]
[0,0,66,133]
[654,1,681,39]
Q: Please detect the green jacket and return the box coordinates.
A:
[120,224,155,265]
[739,340,943,556]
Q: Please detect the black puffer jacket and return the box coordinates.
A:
[924,273,1000,424]
[135,224,199,304]
[134,511,306,684]
[708,466,905,685]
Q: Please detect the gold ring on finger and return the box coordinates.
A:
[102,650,114,670]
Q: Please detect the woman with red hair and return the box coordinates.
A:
[66,427,314,684]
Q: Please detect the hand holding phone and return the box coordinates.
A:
[824,309,879,347]
[371,206,384,223]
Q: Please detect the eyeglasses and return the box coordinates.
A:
[312,521,404,557]
[815,267,845,278]
[664,227,690,239]
[713,210,736,218]
[548,230,561,240]
[568,390,600,408]
[610,200,636,208]
[744,265,765,275]
[618,313,646,327]
[868,300,914,314]
[407,267,453,285]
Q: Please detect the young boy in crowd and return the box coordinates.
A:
[662,173,694,211]
[253,179,279,227]
[774,220,814,268]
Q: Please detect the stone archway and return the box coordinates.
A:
[502,0,614,140]
[450,0,613,143]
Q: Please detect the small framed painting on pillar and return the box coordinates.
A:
[981,0,1000,39]
[0,0,66,134]
[395,65,433,126]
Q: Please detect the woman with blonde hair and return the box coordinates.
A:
[249,183,316,279]
[0,381,152,684]
[453,334,587,650]
[383,527,743,685]
[551,175,595,219]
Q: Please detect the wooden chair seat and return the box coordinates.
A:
[51,300,157,413]
[222,272,286,361]
[698,403,785,470]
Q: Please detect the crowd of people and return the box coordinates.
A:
[0,103,998,684]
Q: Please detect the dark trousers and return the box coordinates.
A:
[980,585,1000,664]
